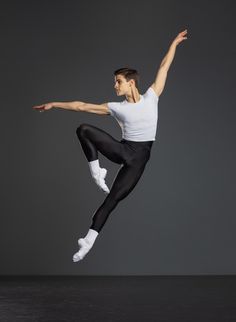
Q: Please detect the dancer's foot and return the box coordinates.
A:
[88,160,110,194]
[73,238,93,262]
[93,168,110,194]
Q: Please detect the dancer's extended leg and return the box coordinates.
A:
[90,161,148,233]
[73,146,150,262]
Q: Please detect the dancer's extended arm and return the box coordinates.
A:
[32,101,110,115]
[151,29,188,97]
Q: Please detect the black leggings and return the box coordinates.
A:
[76,123,153,233]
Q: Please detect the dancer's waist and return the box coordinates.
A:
[121,139,153,148]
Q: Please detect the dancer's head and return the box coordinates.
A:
[113,67,140,96]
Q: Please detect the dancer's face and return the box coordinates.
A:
[114,74,134,96]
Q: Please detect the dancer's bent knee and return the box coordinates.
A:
[76,123,91,139]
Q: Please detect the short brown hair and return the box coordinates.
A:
[114,67,140,88]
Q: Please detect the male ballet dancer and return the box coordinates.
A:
[33,30,188,262]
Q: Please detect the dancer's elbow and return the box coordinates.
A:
[73,101,86,111]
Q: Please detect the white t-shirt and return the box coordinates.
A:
[107,86,159,141]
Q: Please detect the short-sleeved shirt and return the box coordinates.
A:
[107,87,159,141]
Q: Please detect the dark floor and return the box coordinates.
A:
[0,276,235,322]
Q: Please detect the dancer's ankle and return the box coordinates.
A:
[88,159,101,178]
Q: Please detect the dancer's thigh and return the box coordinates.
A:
[78,123,125,164]
[108,163,147,202]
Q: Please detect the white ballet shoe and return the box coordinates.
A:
[72,238,91,262]
[73,251,83,262]
[78,238,89,248]
[93,168,110,194]
[97,178,110,194]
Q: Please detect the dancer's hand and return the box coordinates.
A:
[172,29,188,46]
[32,102,54,112]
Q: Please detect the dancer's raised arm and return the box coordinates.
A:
[32,101,110,115]
[151,29,188,97]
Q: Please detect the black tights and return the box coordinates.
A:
[76,123,153,233]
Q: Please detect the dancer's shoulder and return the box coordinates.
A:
[143,85,159,101]
[106,101,122,116]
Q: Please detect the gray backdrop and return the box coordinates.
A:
[1,0,235,275]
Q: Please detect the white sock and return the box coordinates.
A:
[84,228,99,245]
[73,229,99,262]
[88,159,110,194]
[88,159,100,177]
